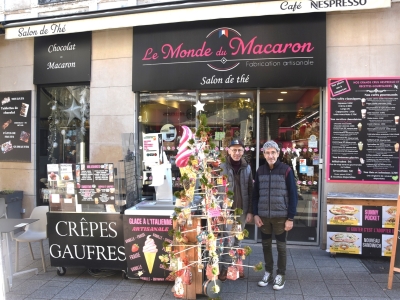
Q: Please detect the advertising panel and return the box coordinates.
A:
[123,215,174,281]
[0,91,31,162]
[47,213,126,269]
[327,205,394,257]
[327,78,400,183]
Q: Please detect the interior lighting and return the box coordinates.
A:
[280,91,288,94]
[277,99,284,101]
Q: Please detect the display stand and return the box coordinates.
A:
[387,192,400,289]
[173,217,203,299]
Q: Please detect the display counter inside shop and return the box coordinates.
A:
[326,192,397,257]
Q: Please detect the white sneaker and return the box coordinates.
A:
[273,274,285,290]
[258,271,273,287]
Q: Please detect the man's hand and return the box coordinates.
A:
[285,220,293,231]
[246,213,253,223]
[254,215,263,227]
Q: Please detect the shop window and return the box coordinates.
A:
[139,90,256,200]
[37,85,90,204]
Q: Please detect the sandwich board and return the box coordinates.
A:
[387,191,400,289]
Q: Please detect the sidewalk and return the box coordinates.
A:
[5,238,400,300]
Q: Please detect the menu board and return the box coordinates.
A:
[327,205,395,257]
[0,91,31,162]
[123,215,174,281]
[327,78,400,183]
[76,163,115,204]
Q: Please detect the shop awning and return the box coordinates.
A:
[4,0,391,40]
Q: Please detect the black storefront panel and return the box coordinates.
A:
[34,32,91,84]
[47,213,126,270]
[132,13,326,91]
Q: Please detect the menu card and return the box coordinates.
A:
[327,78,400,182]
[76,163,115,204]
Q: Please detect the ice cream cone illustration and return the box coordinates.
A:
[176,126,196,204]
[143,235,158,274]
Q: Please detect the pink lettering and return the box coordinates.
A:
[142,48,158,60]
[229,36,314,55]
[161,42,212,59]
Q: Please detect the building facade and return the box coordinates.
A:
[1,0,399,249]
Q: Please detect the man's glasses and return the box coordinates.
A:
[231,149,244,153]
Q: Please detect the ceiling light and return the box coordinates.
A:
[277,98,284,101]
[166,94,173,97]
[209,100,214,102]
[201,93,208,96]
[280,91,287,94]
[240,92,247,95]
[180,99,186,102]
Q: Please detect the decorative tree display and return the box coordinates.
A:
[162,113,262,299]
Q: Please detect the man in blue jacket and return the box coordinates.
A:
[253,140,298,290]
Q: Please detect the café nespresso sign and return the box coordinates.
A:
[132,14,326,91]
[34,32,91,84]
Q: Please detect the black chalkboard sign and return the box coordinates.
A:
[327,78,400,183]
[387,195,400,289]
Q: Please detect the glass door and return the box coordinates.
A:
[257,88,321,244]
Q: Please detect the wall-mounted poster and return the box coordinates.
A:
[123,215,174,281]
[0,91,31,162]
[327,205,395,257]
[327,78,400,183]
[76,163,115,205]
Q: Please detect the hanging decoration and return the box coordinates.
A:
[79,86,90,136]
[62,98,82,125]
[47,99,63,163]
[193,100,205,113]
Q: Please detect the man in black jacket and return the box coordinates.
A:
[218,139,253,281]
[253,140,298,290]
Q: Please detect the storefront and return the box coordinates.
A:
[133,13,326,244]
[1,0,399,251]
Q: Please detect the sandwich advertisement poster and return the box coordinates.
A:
[327,205,395,256]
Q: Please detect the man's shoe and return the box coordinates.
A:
[272,274,285,290]
[218,269,227,282]
[239,271,245,279]
[257,271,273,287]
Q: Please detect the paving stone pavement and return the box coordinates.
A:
[4,238,400,300]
